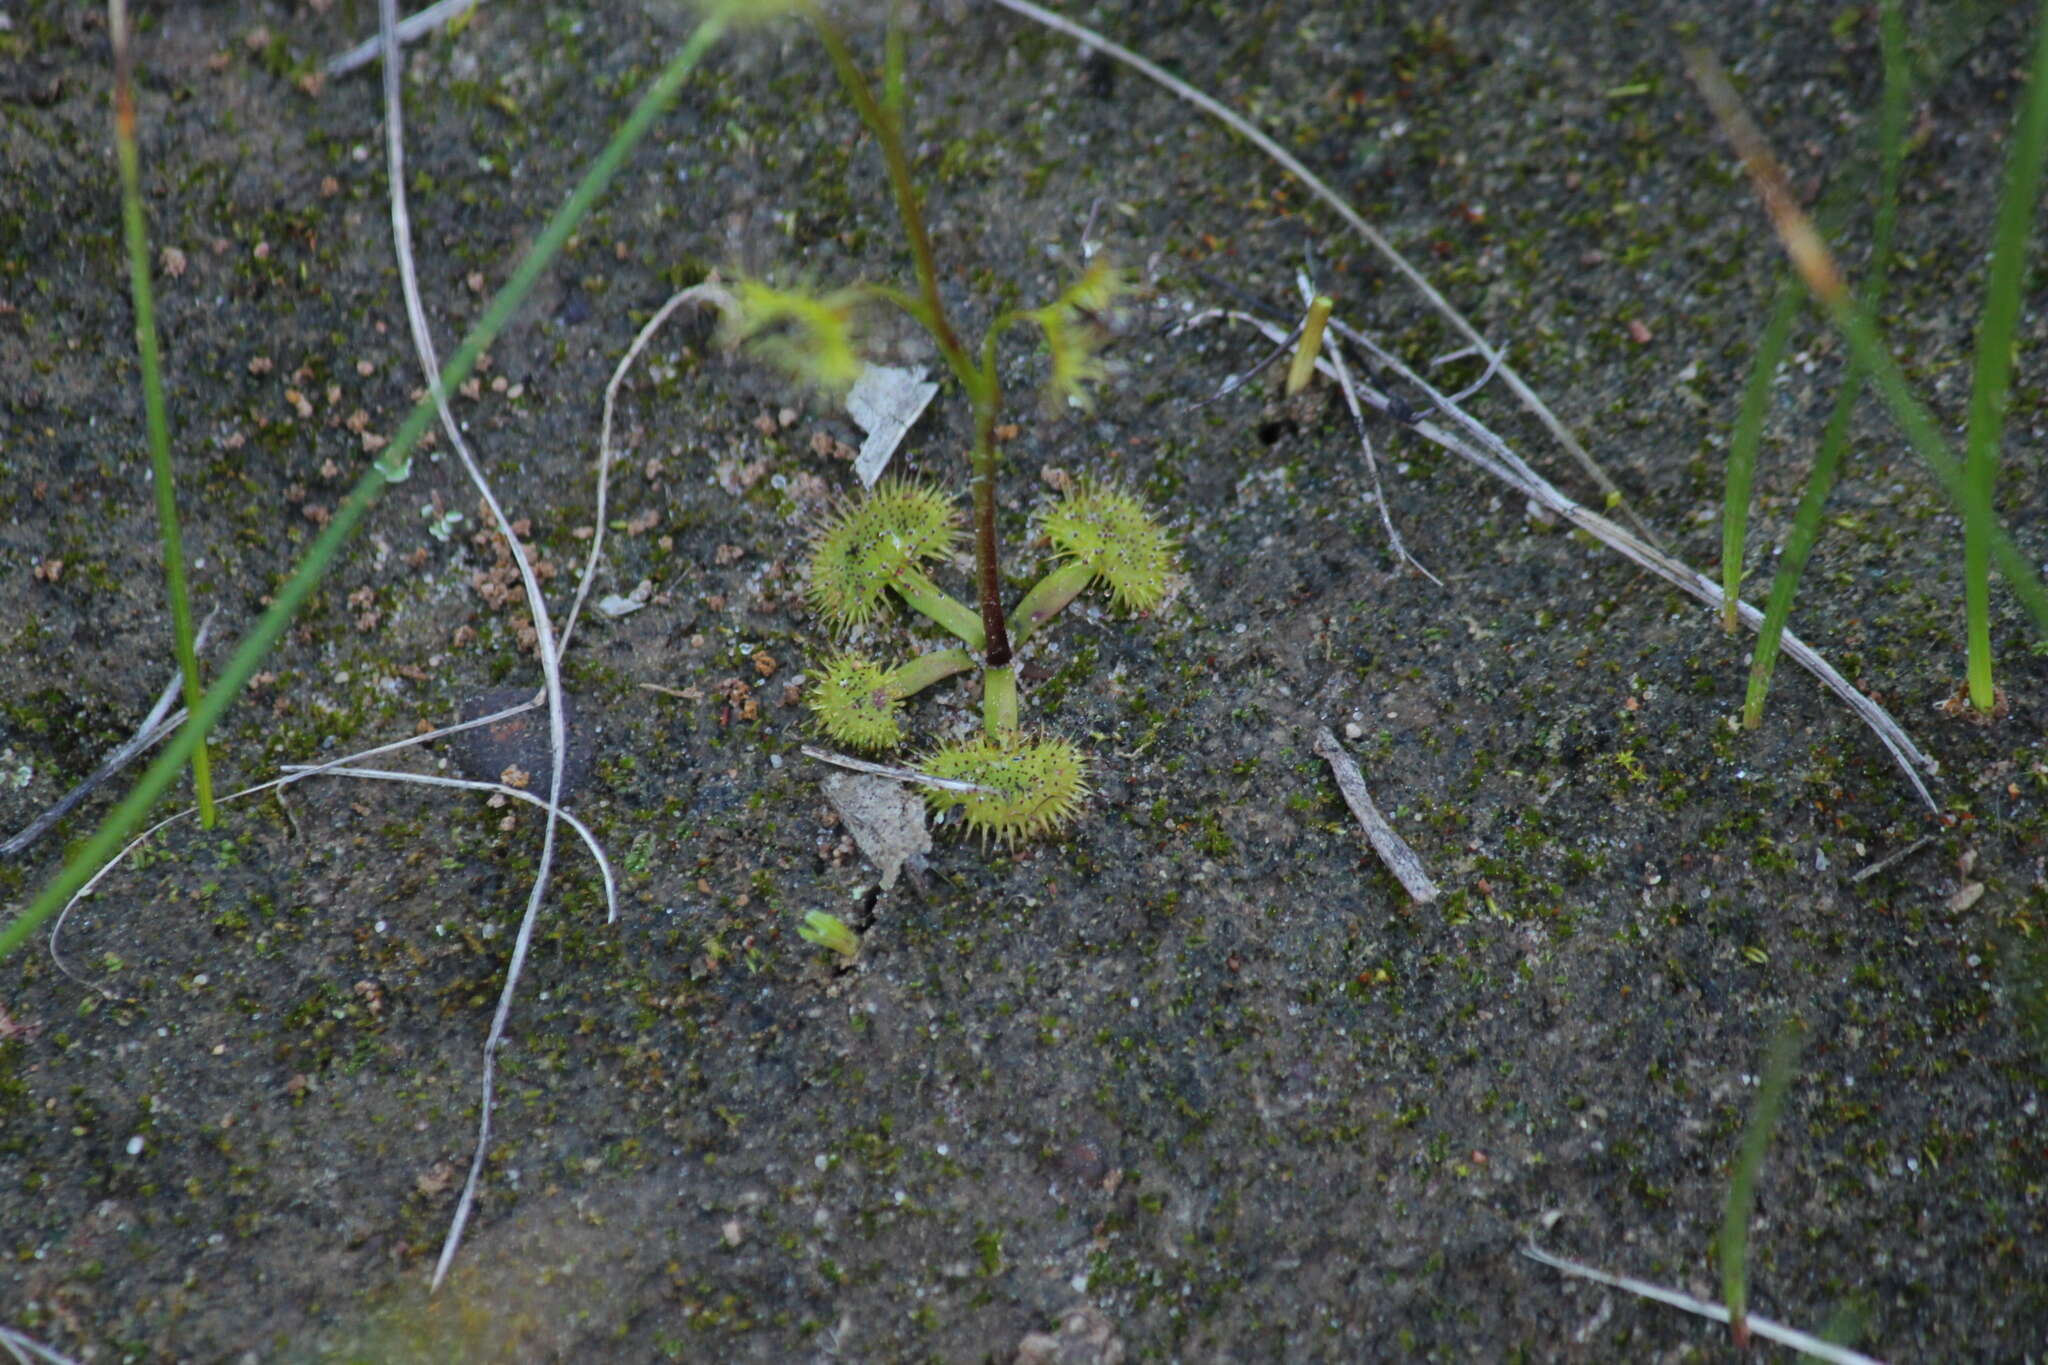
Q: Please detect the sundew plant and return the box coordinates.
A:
[724,7,1180,844]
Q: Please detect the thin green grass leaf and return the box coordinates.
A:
[1744,0,1909,727]
[109,0,214,828]
[1721,1022,1803,1346]
[1961,0,2048,710]
[1721,280,1801,632]
[0,3,738,966]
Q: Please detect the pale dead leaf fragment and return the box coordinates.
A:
[820,770,930,892]
[846,363,937,487]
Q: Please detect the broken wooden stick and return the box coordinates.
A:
[1313,727,1439,904]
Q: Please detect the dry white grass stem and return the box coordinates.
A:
[327,0,481,76]
[1322,336,1439,585]
[559,281,735,658]
[47,700,556,996]
[1312,727,1439,903]
[1521,1243,1887,1365]
[1,1322,83,1365]
[278,766,617,918]
[377,0,572,1289]
[800,745,1000,795]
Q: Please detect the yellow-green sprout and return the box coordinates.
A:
[799,910,861,961]
[809,653,905,750]
[1041,479,1178,612]
[1025,257,1130,409]
[805,479,962,632]
[922,733,1089,845]
[727,278,865,394]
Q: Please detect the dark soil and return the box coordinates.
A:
[4,2,2046,1360]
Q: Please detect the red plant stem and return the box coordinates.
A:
[971,405,1012,667]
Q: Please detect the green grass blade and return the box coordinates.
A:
[883,0,907,134]
[1721,1022,1802,1346]
[0,4,736,966]
[109,0,214,827]
[1744,0,1909,728]
[1721,279,1801,632]
[1961,0,2048,711]
[1744,365,1867,728]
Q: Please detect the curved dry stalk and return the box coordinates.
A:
[278,766,617,919]
[984,0,1655,547]
[558,280,737,658]
[1322,336,1439,585]
[375,0,578,1290]
[1178,306,1937,812]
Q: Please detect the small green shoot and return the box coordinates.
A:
[1285,294,1333,398]
[798,910,861,962]
[1721,1021,1802,1350]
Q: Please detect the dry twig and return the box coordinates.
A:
[1312,727,1439,904]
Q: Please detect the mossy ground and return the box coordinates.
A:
[2,2,2045,1359]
